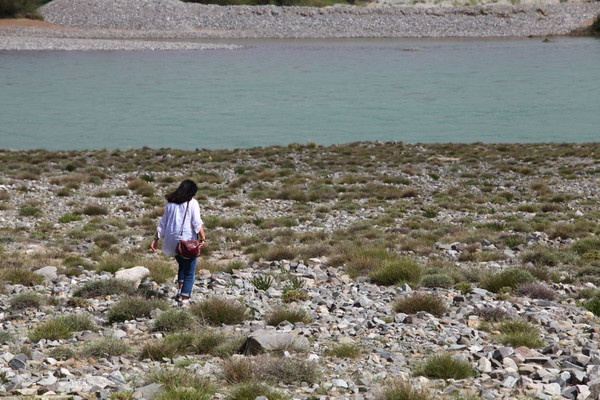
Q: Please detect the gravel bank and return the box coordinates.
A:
[0,35,242,50]
[38,0,600,38]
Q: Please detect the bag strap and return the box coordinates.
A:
[179,201,189,240]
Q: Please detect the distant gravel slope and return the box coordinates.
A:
[38,0,600,38]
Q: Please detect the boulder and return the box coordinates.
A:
[241,329,309,355]
[115,266,150,288]
[34,266,58,281]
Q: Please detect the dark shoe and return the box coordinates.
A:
[173,293,181,301]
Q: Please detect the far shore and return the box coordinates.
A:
[0,0,598,48]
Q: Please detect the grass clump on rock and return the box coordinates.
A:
[72,278,136,298]
[107,296,168,323]
[221,357,255,383]
[393,292,447,317]
[153,308,197,332]
[415,353,476,380]
[265,305,312,326]
[325,343,363,359]
[369,256,424,286]
[255,356,320,385]
[515,282,556,300]
[480,268,536,293]
[9,291,44,309]
[147,367,215,400]
[226,382,286,400]
[19,205,42,217]
[190,296,250,326]
[81,336,130,358]
[497,319,544,348]
[28,313,95,342]
[420,273,454,289]
[377,379,434,400]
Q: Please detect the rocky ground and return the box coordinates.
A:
[0,0,598,50]
[1,143,600,399]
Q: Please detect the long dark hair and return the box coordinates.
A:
[165,179,198,204]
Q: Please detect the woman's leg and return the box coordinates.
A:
[176,256,185,293]
[180,257,198,299]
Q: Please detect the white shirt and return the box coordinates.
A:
[156,199,203,256]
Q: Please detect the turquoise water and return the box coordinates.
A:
[1,38,599,150]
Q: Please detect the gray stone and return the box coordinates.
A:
[34,266,58,281]
[9,354,28,370]
[134,383,162,399]
[114,266,150,288]
[241,330,309,355]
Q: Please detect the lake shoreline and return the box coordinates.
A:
[0,1,598,50]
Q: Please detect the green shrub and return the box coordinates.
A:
[264,245,299,261]
[47,346,77,361]
[145,259,176,284]
[265,305,311,326]
[585,297,600,316]
[343,247,391,278]
[221,357,255,383]
[72,278,136,298]
[190,296,249,326]
[480,268,536,293]
[19,205,42,217]
[29,318,75,342]
[153,309,197,332]
[96,253,137,274]
[10,291,44,309]
[95,233,119,249]
[572,237,600,255]
[81,336,130,358]
[0,331,14,345]
[59,213,83,223]
[515,282,556,300]
[377,379,433,400]
[592,14,600,35]
[415,353,476,380]
[140,330,238,360]
[393,292,447,317]
[255,356,320,385]
[82,204,108,216]
[0,266,45,286]
[226,382,286,400]
[454,281,472,295]
[0,0,45,18]
[107,296,169,323]
[520,247,561,267]
[325,343,362,359]
[58,313,96,332]
[368,256,424,286]
[250,275,273,291]
[497,319,544,348]
[147,368,214,400]
[282,289,309,303]
[420,273,454,289]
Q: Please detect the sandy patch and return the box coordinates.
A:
[0,18,62,29]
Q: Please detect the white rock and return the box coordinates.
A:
[115,266,150,288]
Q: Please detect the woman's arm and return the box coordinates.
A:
[151,204,169,251]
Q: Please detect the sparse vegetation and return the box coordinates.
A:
[107,296,169,323]
[265,305,312,326]
[190,296,250,326]
[393,292,448,317]
[415,353,476,380]
[497,319,544,348]
[480,268,536,293]
[377,379,434,400]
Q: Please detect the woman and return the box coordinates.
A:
[151,179,205,306]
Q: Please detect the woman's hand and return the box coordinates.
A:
[151,238,158,252]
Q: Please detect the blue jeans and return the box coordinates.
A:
[175,255,197,298]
